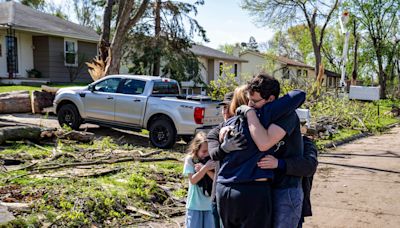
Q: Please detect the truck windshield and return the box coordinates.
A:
[152,81,180,95]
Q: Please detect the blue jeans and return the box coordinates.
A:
[272,186,303,228]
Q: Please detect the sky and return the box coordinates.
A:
[51,0,275,50]
[188,0,275,49]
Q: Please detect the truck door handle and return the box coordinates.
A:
[107,96,114,100]
[133,99,141,102]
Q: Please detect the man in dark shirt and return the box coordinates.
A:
[242,74,306,228]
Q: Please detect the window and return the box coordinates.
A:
[152,81,179,95]
[282,67,289,79]
[120,79,146,95]
[304,70,308,77]
[234,63,238,77]
[219,62,223,76]
[64,39,78,66]
[94,78,121,93]
[297,69,302,77]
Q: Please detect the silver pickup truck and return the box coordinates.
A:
[54,75,223,148]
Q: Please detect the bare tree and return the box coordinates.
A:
[95,0,149,76]
[242,0,339,78]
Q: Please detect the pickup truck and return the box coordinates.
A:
[54,75,223,148]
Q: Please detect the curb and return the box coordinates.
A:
[323,123,399,149]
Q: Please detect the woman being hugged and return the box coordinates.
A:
[184,131,216,228]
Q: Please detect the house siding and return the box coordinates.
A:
[33,36,96,83]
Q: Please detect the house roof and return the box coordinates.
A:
[274,56,313,69]
[190,44,248,62]
[240,50,266,58]
[0,1,99,42]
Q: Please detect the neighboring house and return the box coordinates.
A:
[239,50,269,80]
[180,44,247,95]
[240,50,340,88]
[270,56,340,88]
[0,1,98,83]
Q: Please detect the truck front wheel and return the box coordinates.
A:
[149,117,176,149]
[57,104,82,130]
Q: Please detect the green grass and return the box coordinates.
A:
[0,83,88,93]
[0,143,53,160]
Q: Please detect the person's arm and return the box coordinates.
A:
[284,136,318,177]
[261,90,306,127]
[206,171,215,180]
[257,136,318,177]
[207,124,226,161]
[188,160,215,184]
[247,110,287,151]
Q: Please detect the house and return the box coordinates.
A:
[0,1,98,83]
[239,50,269,80]
[180,44,248,95]
[240,50,341,88]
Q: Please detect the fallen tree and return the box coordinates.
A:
[0,91,31,114]
[0,126,42,144]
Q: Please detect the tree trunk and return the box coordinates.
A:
[31,91,55,114]
[309,25,321,78]
[0,126,42,144]
[99,0,114,62]
[106,0,149,75]
[41,85,59,94]
[377,54,387,99]
[0,91,31,114]
[153,0,161,76]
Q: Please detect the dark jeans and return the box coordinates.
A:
[216,181,272,228]
[272,186,304,228]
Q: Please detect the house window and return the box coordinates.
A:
[297,69,302,77]
[64,39,78,66]
[6,36,18,74]
[304,70,308,77]
[282,67,289,79]
[219,62,223,76]
[234,64,238,77]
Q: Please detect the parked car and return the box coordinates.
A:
[54,75,223,148]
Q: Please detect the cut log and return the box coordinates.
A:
[55,131,95,143]
[41,85,59,94]
[31,91,55,114]
[0,90,31,113]
[0,126,42,144]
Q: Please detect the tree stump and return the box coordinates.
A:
[31,91,55,114]
[0,91,31,114]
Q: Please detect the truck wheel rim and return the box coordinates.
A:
[154,126,169,144]
[63,110,74,124]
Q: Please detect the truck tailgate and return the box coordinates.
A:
[203,103,224,126]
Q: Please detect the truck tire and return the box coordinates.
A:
[57,104,82,130]
[149,117,176,149]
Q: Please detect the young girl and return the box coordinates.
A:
[183,131,216,228]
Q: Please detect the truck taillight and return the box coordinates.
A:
[194,107,205,124]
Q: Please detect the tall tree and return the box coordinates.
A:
[242,0,339,78]
[99,0,150,75]
[73,0,100,29]
[126,0,208,83]
[20,0,45,10]
[347,0,400,98]
[247,36,259,52]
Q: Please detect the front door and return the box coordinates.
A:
[115,79,147,126]
[85,78,121,122]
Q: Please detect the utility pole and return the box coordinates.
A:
[339,10,350,91]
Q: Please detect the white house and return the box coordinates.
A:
[0,1,98,83]
[180,44,248,95]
